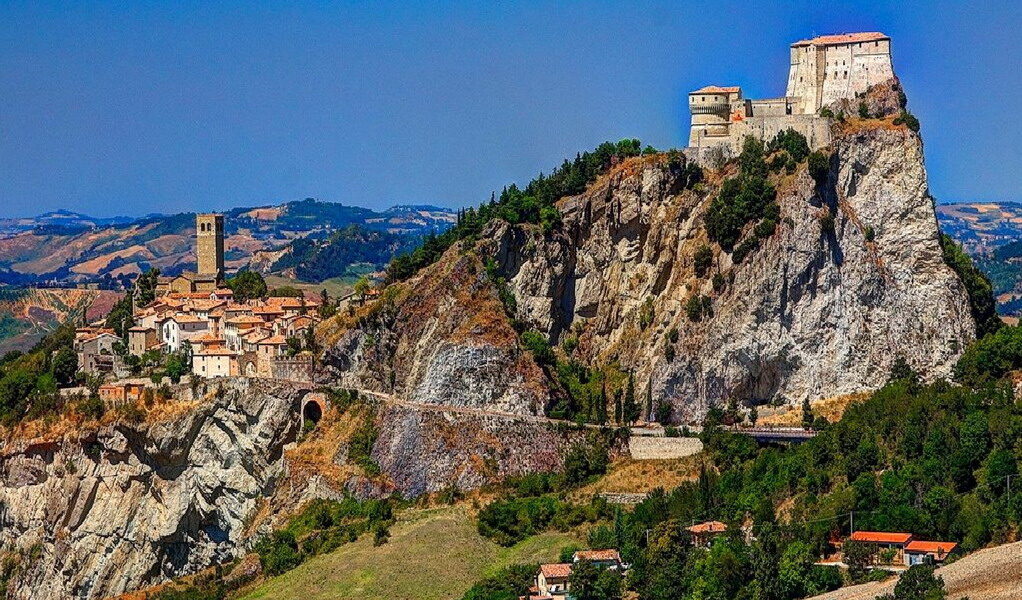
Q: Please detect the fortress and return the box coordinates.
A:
[688,32,895,159]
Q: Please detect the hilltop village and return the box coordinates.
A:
[7,26,1018,600]
[72,213,340,397]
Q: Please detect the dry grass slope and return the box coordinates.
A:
[237,505,577,600]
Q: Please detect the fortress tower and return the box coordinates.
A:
[196,213,225,279]
[785,32,894,115]
[686,32,895,160]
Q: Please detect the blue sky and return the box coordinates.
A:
[1,1,1019,217]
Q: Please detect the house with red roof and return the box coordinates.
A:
[687,521,728,547]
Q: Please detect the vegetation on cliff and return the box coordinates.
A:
[386,139,689,282]
[940,233,1001,337]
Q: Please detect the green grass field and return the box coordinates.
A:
[238,505,577,600]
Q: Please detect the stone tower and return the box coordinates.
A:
[785,32,894,115]
[196,213,225,279]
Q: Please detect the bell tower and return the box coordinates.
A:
[196,213,225,279]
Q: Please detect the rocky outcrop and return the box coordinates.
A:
[370,404,588,497]
[320,250,551,416]
[487,125,974,420]
[0,379,303,600]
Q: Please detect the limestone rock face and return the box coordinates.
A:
[0,380,302,600]
[488,125,975,420]
[320,251,550,417]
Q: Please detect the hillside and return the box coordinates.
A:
[237,506,575,600]
[327,122,975,422]
[0,200,454,286]
[807,541,1022,600]
[937,202,1022,315]
[0,287,120,354]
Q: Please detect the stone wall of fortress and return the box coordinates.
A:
[686,114,832,165]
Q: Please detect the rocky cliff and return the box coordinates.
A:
[0,380,302,600]
[483,123,974,420]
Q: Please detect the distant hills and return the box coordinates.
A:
[936,202,1022,315]
[0,199,455,288]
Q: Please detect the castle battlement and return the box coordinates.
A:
[688,32,894,161]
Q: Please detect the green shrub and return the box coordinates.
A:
[808,151,830,184]
[819,107,834,118]
[638,297,655,330]
[940,233,1000,337]
[858,102,870,119]
[693,244,713,277]
[754,218,776,239]
[255,531,302,576]
[521,331,555,365]
[712,273,726,293]
[864,225,876,242]
[893,110,921,132]
[768,129,810,163]
[686,295,712,322]
[705,138,777,251]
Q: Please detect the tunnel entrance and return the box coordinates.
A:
[300,392,326,434]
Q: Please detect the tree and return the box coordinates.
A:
[227,271,267,302]
[623,372,640,424]
[801,398,814,430]
[694,245,713,278]
[353,275,372,301]
[134,268,161,307]
[568,559,622,600]
[876,565,948,600]
[51,346,78,385]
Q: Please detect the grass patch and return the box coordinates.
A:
[238,506,576,600]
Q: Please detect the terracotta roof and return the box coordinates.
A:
[266,296,307,307]
[574,549,621,562]
[905,541,957,555]
[850,531,912,544]
[128,326,154,332]
[691,85,741,95]
[258,335,288,345]
[192,333,224,343]
[168,314,205,324]
[253,306,286,314]
[687,521,728,534]
[539,563,572,579]
[226,315,265,325]
[212,288,234,295]
[792,32,889,47]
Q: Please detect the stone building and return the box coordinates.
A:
[687,32,893,159]
[154,213,225,295]
[786,32,894,115]
[196,213,225,278]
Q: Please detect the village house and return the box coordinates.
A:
[75,329,122,376]
[904,540,958,566]
[127,326,161,356]
[572,549,624,570]
[98,382,146,407]
[161,314,208,353]
[688,521,728,547]
[534,563,572,600]
[843,531,957,567]
[192,348,240,378]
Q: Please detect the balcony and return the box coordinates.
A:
[690,103,730,117]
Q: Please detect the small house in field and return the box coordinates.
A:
[572,549,623,570]
[687,521,728,547]
[847,531,913,564]
[534,563,572,600]
[904,540,957,566]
